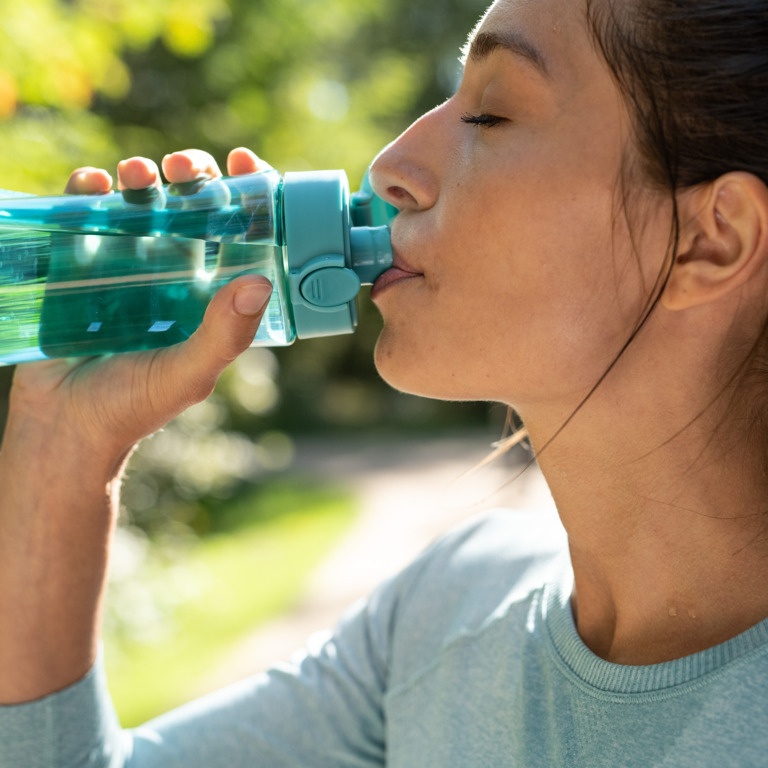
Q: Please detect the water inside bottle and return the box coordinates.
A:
[0,228,294,366]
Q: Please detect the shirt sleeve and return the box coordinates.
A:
[0,576,396,768]
[0,510,568,767]
[0,656,126,768]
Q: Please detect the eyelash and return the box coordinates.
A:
[460,112,507,128]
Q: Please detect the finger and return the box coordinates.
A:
[157,275,273,407]
[161,150,222,184]
[226,147,273,176]
[64,167,113,195]
[116,157,161,191]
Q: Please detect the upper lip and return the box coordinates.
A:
[390,244,423,276]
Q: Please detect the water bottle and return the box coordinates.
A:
[0,168,396,365]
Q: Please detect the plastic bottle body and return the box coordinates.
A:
[0,169,299,365]
[0,233,295,365]
[0,170,296,365]
[0,168,393,366]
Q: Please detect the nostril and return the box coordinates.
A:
[387,185,419,210]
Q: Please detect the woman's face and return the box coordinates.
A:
[368,0,672,416]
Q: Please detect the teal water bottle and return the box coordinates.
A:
[0,168,395,365]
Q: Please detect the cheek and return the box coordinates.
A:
[512,214,672,401]
[373,186,670,404]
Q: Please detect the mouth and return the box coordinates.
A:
[370,251,424,300]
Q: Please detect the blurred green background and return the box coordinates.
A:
[0,0,502,725]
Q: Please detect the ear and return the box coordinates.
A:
[661,172,768,311]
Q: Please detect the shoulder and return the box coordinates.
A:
[398,507,567,607]
[360,507,568,683]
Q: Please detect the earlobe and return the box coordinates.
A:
[661,172,768,311]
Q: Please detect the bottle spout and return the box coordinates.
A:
[349,225,393,284]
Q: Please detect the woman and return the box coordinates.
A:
[2,0,768,764]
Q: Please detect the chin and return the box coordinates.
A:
[373,334,437,398]
[373,335,483,403]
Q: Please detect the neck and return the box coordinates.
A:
[522,345,768,664]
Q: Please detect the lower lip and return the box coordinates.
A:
[371,267,423,299]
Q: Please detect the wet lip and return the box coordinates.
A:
[371,254,423,300]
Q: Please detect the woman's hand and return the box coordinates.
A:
[0,147,273,703]
[11,147,274,471]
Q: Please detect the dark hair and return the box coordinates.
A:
[586,0,768,193]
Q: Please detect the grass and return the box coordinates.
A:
[104,479,357,727]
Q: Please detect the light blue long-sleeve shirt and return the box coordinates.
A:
[3,509,768,767]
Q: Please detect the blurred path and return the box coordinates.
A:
[195,433,560,693]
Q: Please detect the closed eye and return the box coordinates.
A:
[460,112,508,128]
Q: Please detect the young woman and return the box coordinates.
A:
[2,0,768,764]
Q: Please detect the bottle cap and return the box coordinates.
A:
[283,170,393,339]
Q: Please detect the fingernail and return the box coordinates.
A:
[234,283,272,316]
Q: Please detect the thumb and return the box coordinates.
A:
[162,275,273,407]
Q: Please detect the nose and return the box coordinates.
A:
[368,107,442,214]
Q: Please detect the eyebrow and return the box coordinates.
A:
[462,30,549,77]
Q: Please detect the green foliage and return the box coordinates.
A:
[0,0,496,513]
[0,0,493,429]
[105,479,357,726]
[0,0,487,186]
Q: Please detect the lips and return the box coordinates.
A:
[370,250,423,299]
